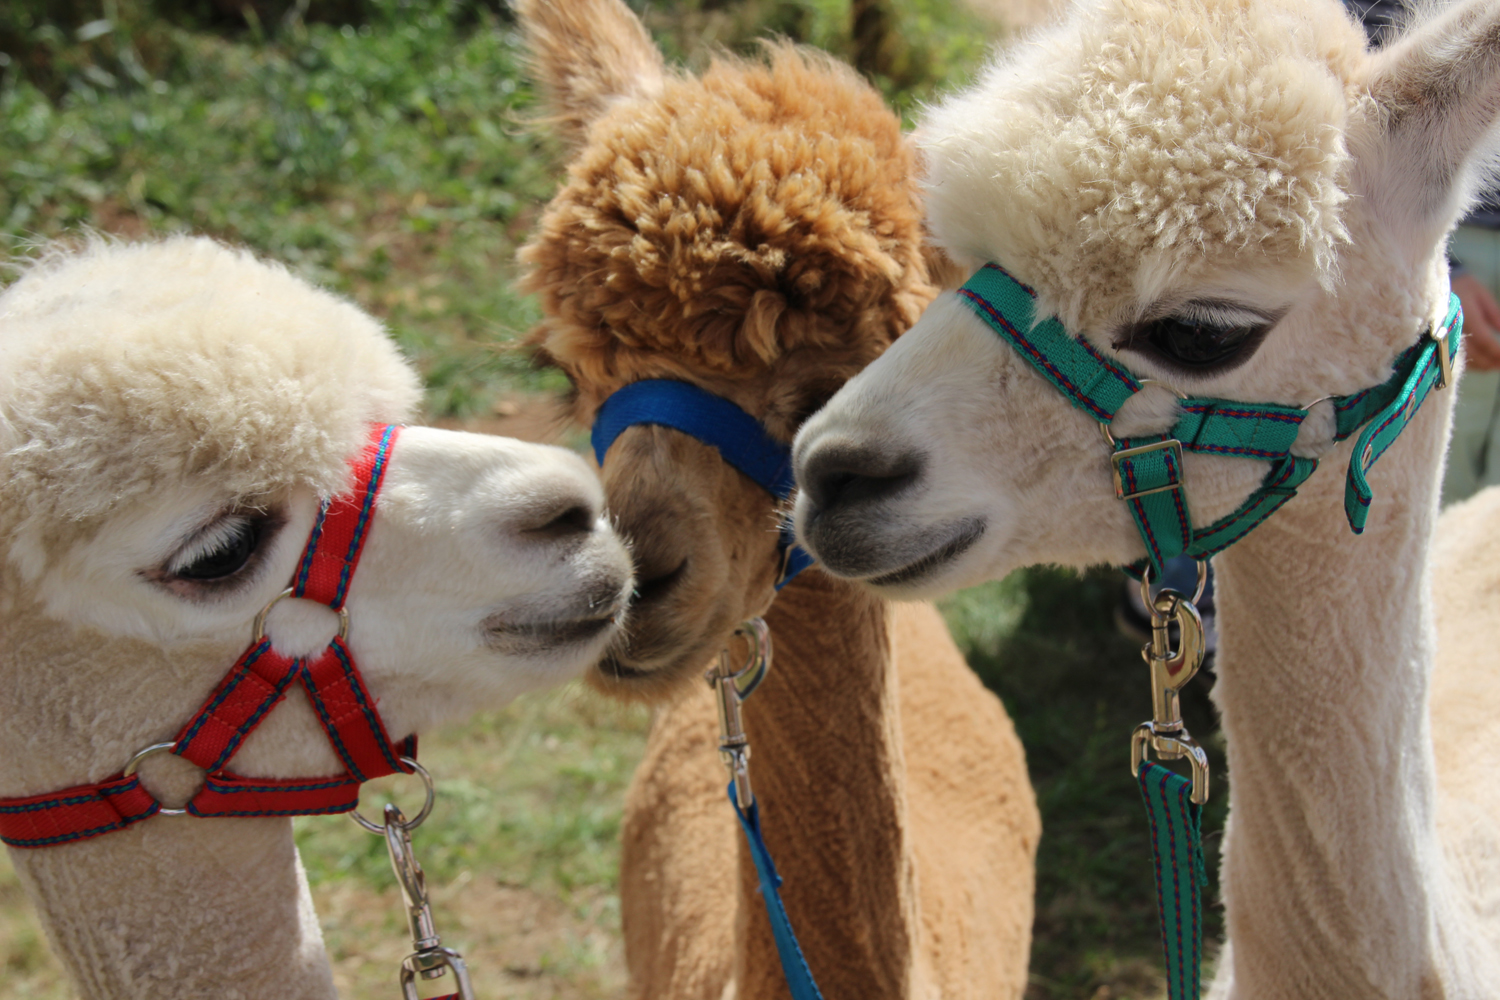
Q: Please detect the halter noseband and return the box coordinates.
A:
[1,424,416,848]
[591,380,814,590]
[958,264,1462,574]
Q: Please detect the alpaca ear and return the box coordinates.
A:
[516,0,666,146]
[1366,0,1500,237]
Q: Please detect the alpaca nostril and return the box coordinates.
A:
[803,444,923,514]
[523,501,596,540]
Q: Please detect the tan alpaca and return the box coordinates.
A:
[0,237,634,1000]
[794,0,1500,994]
[517,3,1040,997]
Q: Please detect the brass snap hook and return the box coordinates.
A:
[1130,560,1211,804]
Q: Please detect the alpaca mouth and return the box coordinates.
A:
[867,518,985,588]
[482,587,627,655]
[489,616,619,644]
[595,653,654,681]
[483,614,622,658]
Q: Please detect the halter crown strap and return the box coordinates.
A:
[957,264,1462,573]
[592,379,814,589]
[0,424,415,848]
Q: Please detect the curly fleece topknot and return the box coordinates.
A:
[0,237,419,551]
[519,44,933,392]
[919,0,1369,333]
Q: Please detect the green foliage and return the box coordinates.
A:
[1,0,563,415]
[633,0,992,119]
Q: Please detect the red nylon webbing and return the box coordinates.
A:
[293,425,396,608]
[172,640,300,772]
[0,774,159,848]
[301,637,406,781]
[187,771,361,817]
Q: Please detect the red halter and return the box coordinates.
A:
[0,424,416,848]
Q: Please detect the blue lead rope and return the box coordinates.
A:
[592,380,814,589]
[729,782,826,1000]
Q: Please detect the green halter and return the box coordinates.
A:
[958,264,1462,575]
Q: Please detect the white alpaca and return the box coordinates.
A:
[0,237,634,1000]
[792,0,1500,996]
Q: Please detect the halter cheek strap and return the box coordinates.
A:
[0,424,415,848]
[591,379,815,590]
[958,264,1462,574]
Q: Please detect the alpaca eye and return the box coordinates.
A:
[1146,317,1259,367]
[170,517,265,581]
[1117,302,1275,373]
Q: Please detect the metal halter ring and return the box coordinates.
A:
[352,758,435,834]
[1138,557,1209,610]
[252,587,350,645]
[122,741,189,817]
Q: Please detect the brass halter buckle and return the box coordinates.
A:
[1129,561,1211,805]
[705,618,772,812]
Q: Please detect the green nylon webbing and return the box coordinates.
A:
[1138,762,1208,1000]
[1344,328,1454,532]
[957,264,1463,573]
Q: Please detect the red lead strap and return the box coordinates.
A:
[0,425,415,848]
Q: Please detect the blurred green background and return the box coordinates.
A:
[0,3,1225,997]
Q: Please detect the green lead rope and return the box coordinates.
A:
[1138,761,1209,1000]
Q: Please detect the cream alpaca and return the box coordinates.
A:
[0,237,634,1000]
[517,2,1040,996]
[793,0,1500,996]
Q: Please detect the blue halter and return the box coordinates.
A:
[591,380,815,590]
[593,379,823,997]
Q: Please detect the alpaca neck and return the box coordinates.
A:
[1210,396,1478,998]
[737,570,920,997]
[0,600,337,1000]
[10,819,336,1000]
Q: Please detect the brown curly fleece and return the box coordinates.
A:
[519,43,937,428]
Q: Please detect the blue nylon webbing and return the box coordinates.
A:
[593,380,795,495]
[591,379,814,589]
[729,783,825,1000]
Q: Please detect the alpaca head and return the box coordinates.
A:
[518,0,938,697]
[0,237,634,800]
[794,0,1488,593]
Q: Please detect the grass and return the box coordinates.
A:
[1,4,1226,998]
[2,0,569,416]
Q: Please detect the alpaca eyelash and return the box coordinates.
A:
[1174,302,1272,328]
[166,515,258,576]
